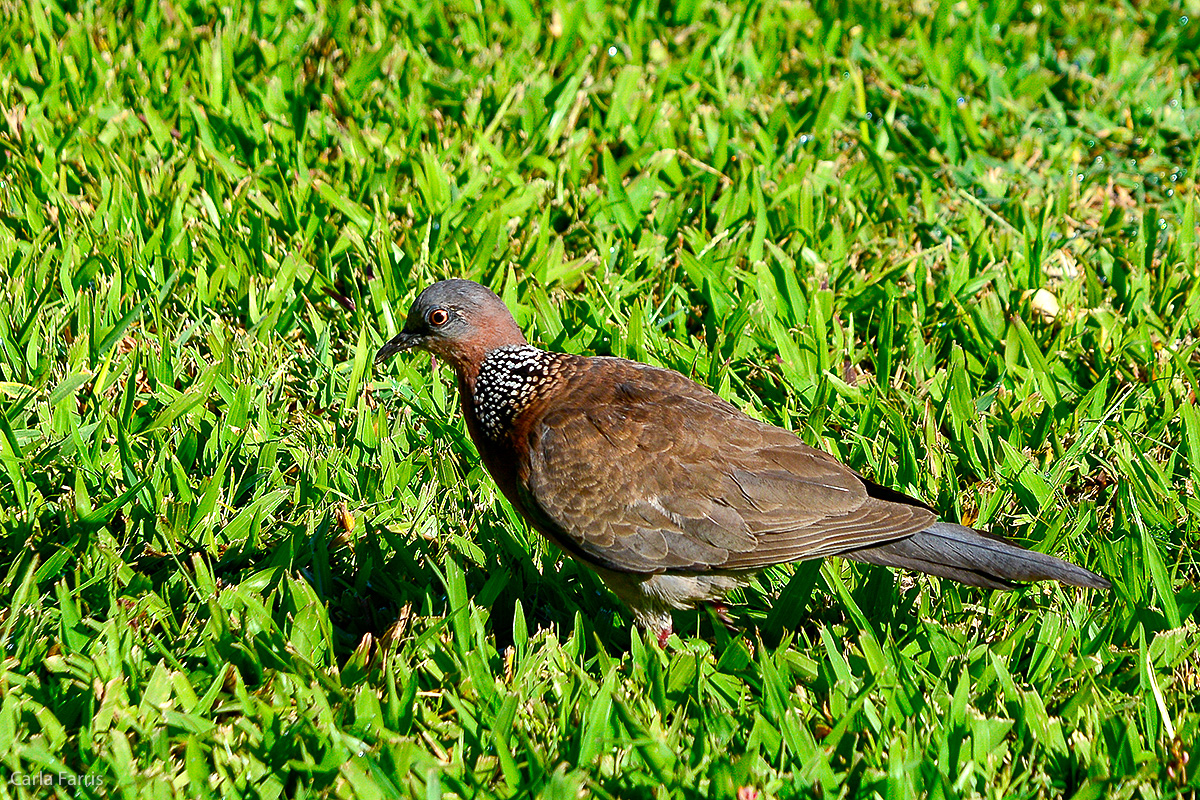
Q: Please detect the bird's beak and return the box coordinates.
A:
[375,332,421,364]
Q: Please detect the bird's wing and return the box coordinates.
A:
[521,360,936,574]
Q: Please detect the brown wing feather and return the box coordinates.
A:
[520,358,936,574]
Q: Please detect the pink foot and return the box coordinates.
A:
[656,625,672,648]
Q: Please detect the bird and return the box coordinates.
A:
[376,278,1110,644]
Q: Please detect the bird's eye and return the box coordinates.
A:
[428,308,450,327]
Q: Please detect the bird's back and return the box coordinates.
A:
[474,350,937,575]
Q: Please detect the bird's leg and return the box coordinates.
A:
[656,624,672,648]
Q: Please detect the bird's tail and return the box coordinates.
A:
[846,521,1111,590]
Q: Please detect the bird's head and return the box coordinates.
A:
[375,279,528,376]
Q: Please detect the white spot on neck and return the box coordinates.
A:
[473,345,565,439]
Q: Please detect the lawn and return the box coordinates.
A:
[0,0,1198,796]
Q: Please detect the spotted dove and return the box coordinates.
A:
[376,279,1110,642]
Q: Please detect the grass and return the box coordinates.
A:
[0,0,1198,796]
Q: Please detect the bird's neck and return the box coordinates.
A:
[450,340,536,392]
[453,344,552,504]
[441,314,529,388]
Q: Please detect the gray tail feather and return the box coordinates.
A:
[846,521,1111,590]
